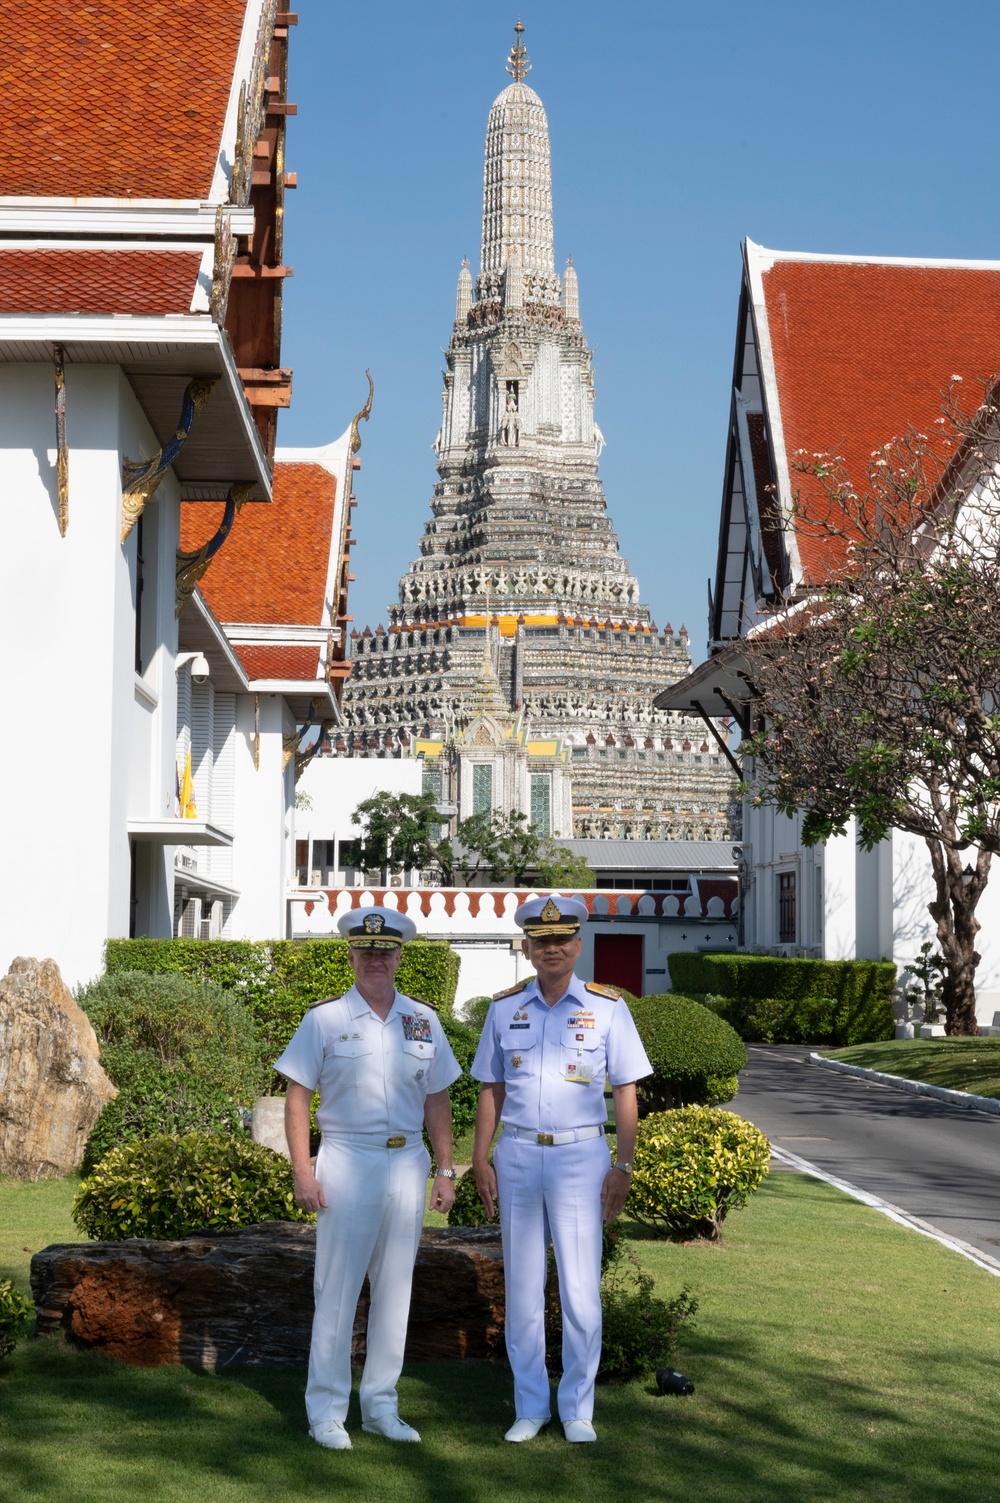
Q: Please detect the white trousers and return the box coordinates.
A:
[306,1137,429,1430]
[494,1130,609,1423]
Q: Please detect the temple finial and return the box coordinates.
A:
[506,18,530,82]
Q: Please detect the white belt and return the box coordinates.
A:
[322,1131,423,1149]
[502,1124,605,1147]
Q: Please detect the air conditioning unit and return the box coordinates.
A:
[310,869,323,886]
[178,896,202,938]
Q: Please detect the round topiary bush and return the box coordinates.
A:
[0,1280,34,1359]
[73,1132,311,1241]
[629,994,746,1109]
[629,1106,770,1241]
[77,970,261,1103]
[82,1071,246,1174]
[447,1164,493,1227]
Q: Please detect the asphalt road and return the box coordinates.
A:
[734,1045,1000,1263]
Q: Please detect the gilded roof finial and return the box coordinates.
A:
[506,18,530,82]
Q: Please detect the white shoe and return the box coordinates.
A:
[504,1417,550,1443]
[362,1412,421,1443]
[309,1422,352,1450]
[563,1419,597,1443]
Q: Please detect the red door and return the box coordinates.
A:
[593,933,644,998]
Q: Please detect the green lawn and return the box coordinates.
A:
[823,1038,1000,1098]
[4,1169,1000,1501]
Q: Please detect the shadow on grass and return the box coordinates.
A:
[3,1324,1000,1503]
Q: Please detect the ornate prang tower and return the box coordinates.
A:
[341,25,736,842]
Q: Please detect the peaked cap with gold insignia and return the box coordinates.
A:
[337,905,417,949]
[514,893,589,938]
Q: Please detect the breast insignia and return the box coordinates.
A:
[493,979,531,1001]
[307,994,347,1011]
[584,982,623,1000]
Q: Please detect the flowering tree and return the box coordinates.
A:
[741,385,1000,1034]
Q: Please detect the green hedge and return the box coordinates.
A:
[82,1069,246,1174]
[104,937,461,1088]
[667,953,896,1046]
[629,994,745,1109]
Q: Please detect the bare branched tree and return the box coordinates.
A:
[741,381,1000,1034]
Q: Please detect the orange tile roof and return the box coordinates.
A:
[181,462,338,626]
[0,0,247,199]
[235,645,322,681]
[0,249,202,315]
[759,258,1000,584]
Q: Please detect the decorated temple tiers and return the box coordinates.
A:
[338,33,736,842]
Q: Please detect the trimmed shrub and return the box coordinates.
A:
[0,1280,34,1359]
[78,970,261,1103]
[630,994,746,1109]
[667,952,711,995]
[82,1071,245,1174]
[73,1132,311,1241]
[629,1106,770,1241]
[448,1164,492,1227]
[438,1015,480,1138]
[596,1231,698,1382]
[669,953,896,1045]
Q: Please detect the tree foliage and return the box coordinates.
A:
[740,385,1000,1033]
[455,809,593,887]
[353,791,446,876]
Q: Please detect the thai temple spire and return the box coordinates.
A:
[340,32,736,844]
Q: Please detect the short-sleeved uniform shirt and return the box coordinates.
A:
[274,986,461,1136]
[471,974,652,1134]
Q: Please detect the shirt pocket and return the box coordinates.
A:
[560,1036,605,1088]
[330,1037,374,1062]
[402,1038,436,1080]
[501,1036,538,1080]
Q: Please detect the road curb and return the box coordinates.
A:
[810,1053,1000,1116]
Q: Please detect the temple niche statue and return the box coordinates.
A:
[338,25,736,844]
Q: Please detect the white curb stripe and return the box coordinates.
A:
[809,1053,1000,1116]
[769,1144,1000,1277]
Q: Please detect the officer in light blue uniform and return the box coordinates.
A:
[276,906,461,1451]
[471,894,652,1444]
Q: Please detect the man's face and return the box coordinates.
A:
[348,945,403,985]
[523,932,581,989]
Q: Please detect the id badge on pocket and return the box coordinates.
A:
[564,1058,594,1085]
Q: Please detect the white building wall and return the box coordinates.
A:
[228,693,294,939]
[0,365,182,986]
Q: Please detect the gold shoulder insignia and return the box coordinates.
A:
[493,979,530,1001]
[399,993,437,1011]
[585,982,623,1000]
[307,994,346,1011]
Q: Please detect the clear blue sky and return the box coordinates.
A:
[279,0,1000,666]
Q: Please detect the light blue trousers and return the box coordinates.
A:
[306,1137,429,1430]
[495,1130,609,1422]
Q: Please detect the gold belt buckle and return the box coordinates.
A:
[386,1135,406,1148]
[537,1133,554,1146]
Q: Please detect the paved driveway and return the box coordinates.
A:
[734,1045,1000,1263]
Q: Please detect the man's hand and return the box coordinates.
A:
[429,1175,456,1213]
[293,1168,328,1213]
[474,1158,499,1221]
[600,1165,630,1224]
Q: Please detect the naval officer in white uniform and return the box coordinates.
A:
[471,894,652,1444]
[276,906,461,1451]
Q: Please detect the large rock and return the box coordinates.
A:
[30,1222,505,1369]
[0,956,116,1180]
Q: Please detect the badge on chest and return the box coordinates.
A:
[401,1014,432,1042]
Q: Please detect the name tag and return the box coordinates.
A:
[509,1022,531,1030]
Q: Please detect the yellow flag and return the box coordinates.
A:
[179,750,197,820]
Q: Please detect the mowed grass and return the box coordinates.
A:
[824,1037,1000,1098]
[5,1171,1000,1500]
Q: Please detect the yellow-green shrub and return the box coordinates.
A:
[0,1280,33,1359]
[73,1133,312,1241]
[629,1106,770,1240]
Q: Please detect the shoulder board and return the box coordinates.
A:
[492,979,530,1001]
[399,993,437,1012]
[585,982,623,1000]
[307,994,346,1011]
